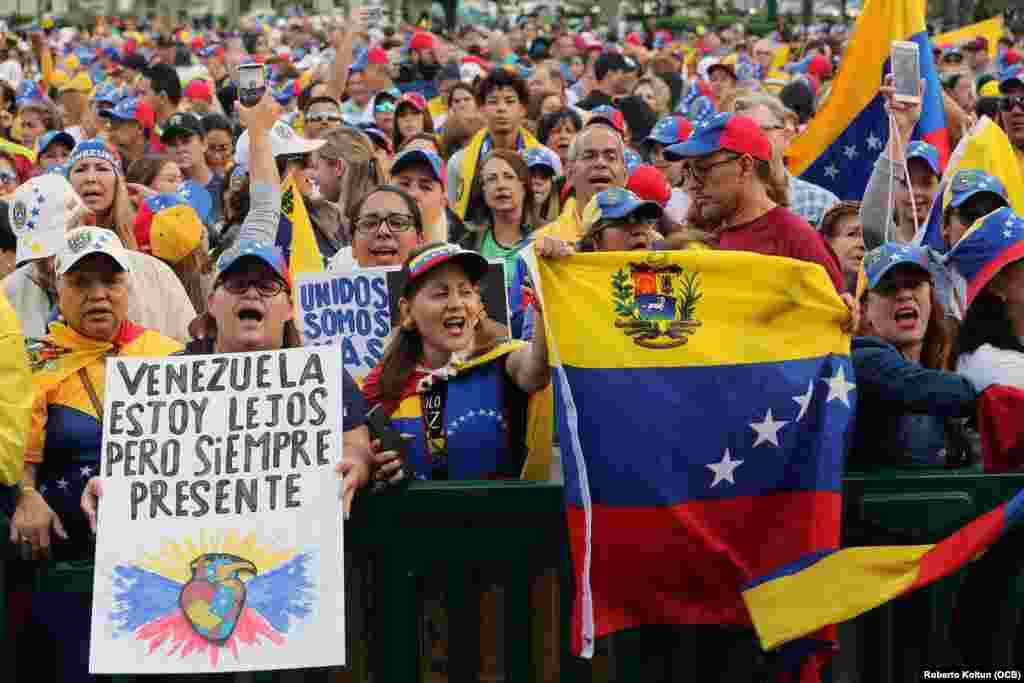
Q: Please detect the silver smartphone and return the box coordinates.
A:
[237,62,266,107]
[891,40,921,104]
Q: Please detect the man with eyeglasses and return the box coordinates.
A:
[578,188,663,252]
[999,66,1024,172]
[303,96,343,140]
[666,112,846,295]
[162,112,224,226]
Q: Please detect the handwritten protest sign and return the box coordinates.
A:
[90,347,346,674]
[297,263,509,381]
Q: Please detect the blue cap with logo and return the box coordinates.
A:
[581,187,663,238]
[37,130,75,158]
[948,169,1008,209]
[390,148,447,190]
[906,141,941,178]
[215,239,291,287]
[855,242,932,300]
[646,115,693,146]
[523,147,563,177]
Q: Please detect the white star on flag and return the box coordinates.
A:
[1005,229,1014,239]
[80,466,93,478]
[822,366,856,407]
[793,380,814,420]
[824,164,839,179]
[750,409,788,447]
[866,133,882,150]
[57,478,69,490]
[707,450,743,488]
[844,145,858,159]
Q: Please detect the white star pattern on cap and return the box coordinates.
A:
[824,164,839,179]
[866,133,882,150]
[844,145,858,159]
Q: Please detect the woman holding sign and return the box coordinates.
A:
[362,241,556,480]
[11,226,183,682]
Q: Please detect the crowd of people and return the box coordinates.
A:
[0,7,1020,681]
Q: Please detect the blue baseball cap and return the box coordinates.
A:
[37,130,76,158]
[523,147,563,177]
[999,65,1024,93]
[99,97,155,129]
[581,187,663,238]
[905,141,941,178]
[624,147,642,175]
[948,169,1009,209]
[390,148,446,191]
[586,105,626,137]
[855,242,932,300]
[646,115,693,146]
[665,112,771,162]
[65,140,121,175]
[215,239,291,287]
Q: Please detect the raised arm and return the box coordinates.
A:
[325,8,369,104]
[235,91,282,245]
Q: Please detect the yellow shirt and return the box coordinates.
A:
[534,198,582,242]
[0,294,29,487]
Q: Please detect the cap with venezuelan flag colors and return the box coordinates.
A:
[400,242,488,298]
[133,193,204,264]
[215,239,291,288]
[945,207,1024,312]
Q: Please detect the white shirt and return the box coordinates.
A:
[956,343,1024,393]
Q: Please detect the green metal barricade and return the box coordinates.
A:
[834,467,1024,682]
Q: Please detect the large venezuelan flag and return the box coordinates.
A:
[787,0,949,200]
[279,173,324,275]
[527,249,854,663]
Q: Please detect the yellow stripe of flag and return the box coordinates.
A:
[283,173,323,276]
[536,251,849,370]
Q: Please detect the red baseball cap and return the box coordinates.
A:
[808,55,833,80]
[627,165,672,207]
[368,47,389,66]
[184,80,213,103]
[409,32,435,52]
[664,113,772,163]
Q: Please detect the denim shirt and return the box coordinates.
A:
[851,337,977,469]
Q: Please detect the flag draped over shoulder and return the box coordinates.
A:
[915,117,1024,253]
[526,249,854,664]
[280,173,323,275]
[787,0,949,200]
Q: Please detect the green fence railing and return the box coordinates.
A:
[5,472,1024,682]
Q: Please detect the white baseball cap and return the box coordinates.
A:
[8,174,86,263]
[55,226,133,278]
[234,120,326,166]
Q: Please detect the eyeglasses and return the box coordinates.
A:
[680,154,740,185]
[0,171,17,185]
[354,212,417,234]
[306,112,342,124]
[1000,96,1024,113]
[219,277,287,297]
[375,101,397,113]
[594,216,656,232]
[207,144,232,156]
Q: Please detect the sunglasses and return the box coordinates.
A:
[1000,96,1024,113]
[375,101,397,113]
[306,112,342,124]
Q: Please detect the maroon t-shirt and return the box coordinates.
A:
[717,206,846,293]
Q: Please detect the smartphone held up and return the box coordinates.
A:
[238,62,267,107]
[890,40,922,104]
